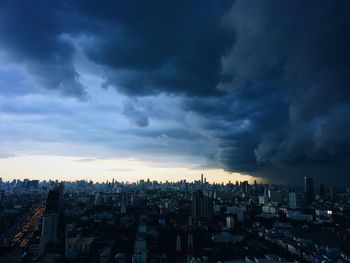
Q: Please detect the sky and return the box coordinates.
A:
[0,1,350,185]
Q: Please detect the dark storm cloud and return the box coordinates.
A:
[195,0,350,184]
[81,0,234,96]
[0,1,88,98]
[0,0,234,97]
[1,0,350,185]
[184,83,289,175]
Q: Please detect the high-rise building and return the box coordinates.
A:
[121,192,129,213]
[132,235,147,263]
[242,181,249,195]
[226,216,235,229]
[288,191,297,209]
[330,187,337,202]
[304,176,314,207]
[40,214,59,255]
[191,190,213,223]
[132,223,147,263]
[39,184,63,256]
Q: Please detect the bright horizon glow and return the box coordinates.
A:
[0,155,261,184]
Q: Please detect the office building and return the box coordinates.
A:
[191,190,213,223]
[39,184,63,256]
[304,176,314,207]
[288,191,297,209]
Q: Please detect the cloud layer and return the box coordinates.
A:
[0,0,350,184]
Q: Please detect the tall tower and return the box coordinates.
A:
[39,184,63,256]
[304,176,314,207]
[39,214,58,255]
[201,173,203,184]
[187,216,193,262]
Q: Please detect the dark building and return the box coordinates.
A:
[40,183,64,256]
[121,192,129,213]
[330,187,337,202]
[191,190,213,223]
[319,184,325,197]
[242,181,250,196]
[304,176,314,207]
[0,190,4,204]
[24,179,39,189]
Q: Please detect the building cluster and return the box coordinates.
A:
[0,175,350,262]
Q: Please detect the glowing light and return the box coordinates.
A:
[0,155,261,184]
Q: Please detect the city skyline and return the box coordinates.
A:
[1,172,349,262]
[1,1,350,185]
[0,155,259,184]
[2,1,350,262]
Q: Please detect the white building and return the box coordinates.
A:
[259,195,269,205]
[226,216,235,229]
[262,205,278,214]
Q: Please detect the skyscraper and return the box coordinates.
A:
[39,184,63,256]
[288,191,297,209]
[242,181,250,196]
[330,186,337,202]
[121,192,129,214]
[304,176,314,207]
[191,190,213,223]
[40,214,59,255]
